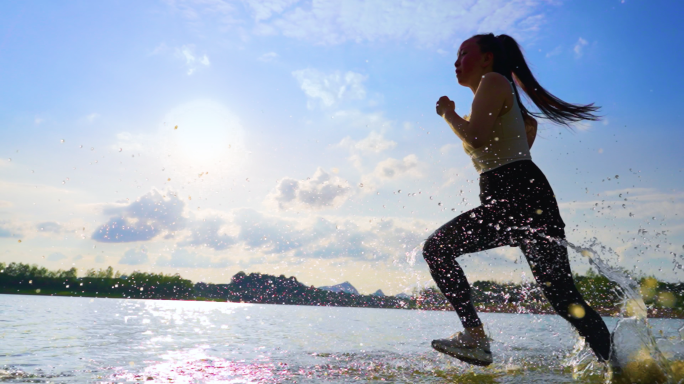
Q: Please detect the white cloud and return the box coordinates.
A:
[0,221,21,238]
[84,113,100,123]
[92,189,187,243]
[111,131,147,153]
[545,45,563,58]
[149,41,211,74]
[292,69,367,108]
[361,154,424,190]
[257,0,546,45]
[439,143,460,155]
[230,208,431,262]
[47,252,67,261]
[574,37,588,58]
[120,247,149,265]
[157,248,230,268]
[166,0,549,46]
[266,167,353,211]
[575,121,591,131]
[150,42,168,55]
[331,110,392,130]
[258,51,279,62]
[243,0,299,21]
[180,216,236,250]
[37,221,62,234]
[338,131,396,154]
[176,45,211,75]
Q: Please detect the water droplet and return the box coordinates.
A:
[438,202,442,206]
[90,147,94,151]
[535,209,543,215]
[398,189,402,193]
[359,183,364,187]
[17,240,21,243]
[174,125,178,130]
[470,213,476,218]
[451,208,456,212]
[119,148,123,152]
[529,179,535,183]
[7,158,10,162]
[430,196,433,200]
[568,303,585,319]
[494,137,499,141]
[60,139,65,143]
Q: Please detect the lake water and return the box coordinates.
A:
[1,294,683,383]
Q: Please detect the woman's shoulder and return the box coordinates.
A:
[482,72,510,85]
[478,72,513,96]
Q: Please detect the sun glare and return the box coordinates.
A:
[162,100,247,172]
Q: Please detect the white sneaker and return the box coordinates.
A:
[431,331,493,366]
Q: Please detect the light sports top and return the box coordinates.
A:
[462,82,531,174]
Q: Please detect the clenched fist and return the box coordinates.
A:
[436,96,455,117]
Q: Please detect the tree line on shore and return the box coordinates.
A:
[1,262,682,317]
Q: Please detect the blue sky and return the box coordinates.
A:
[1,0,683,294]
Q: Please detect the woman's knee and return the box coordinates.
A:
[422,232,442,266]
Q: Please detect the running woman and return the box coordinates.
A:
[423,33,611,366]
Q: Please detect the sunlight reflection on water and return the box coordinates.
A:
[1,295,683,383]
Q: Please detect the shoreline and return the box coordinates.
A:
[3,290,682,319]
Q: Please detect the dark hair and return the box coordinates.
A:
[472,33,600,127]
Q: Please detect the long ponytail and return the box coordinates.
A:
[473,33,600,127]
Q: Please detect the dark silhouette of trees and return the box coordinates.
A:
[1,262,682,317]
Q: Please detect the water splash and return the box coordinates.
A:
[405,241,425,266]
[563,237,675,383]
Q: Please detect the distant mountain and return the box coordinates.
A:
[318,281,359,295]
[395,293,411,299]
[371,289,384,297]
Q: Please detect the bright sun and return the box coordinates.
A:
[162,100,246,172]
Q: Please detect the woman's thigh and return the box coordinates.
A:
[425,204,519,258]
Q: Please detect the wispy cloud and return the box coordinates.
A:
[83,113,100,123]
[292,69,367,109]
[168,0,549,46]
[47,252,67,261]
[545,45,563,58]
[157,248,230,268]
[361,154,424,191]
[574,37,588,58]
[150,42,210,75]
[120,247,149,265]
[176,45,210,75]
[338,131,397,155]
[258,51,279,62]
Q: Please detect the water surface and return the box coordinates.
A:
[1,295,682,383]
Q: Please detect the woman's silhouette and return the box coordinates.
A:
[423,33,611,367]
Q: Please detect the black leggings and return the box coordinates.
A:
[422,160,611,361]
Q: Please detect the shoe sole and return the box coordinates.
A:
[431,340,493,367]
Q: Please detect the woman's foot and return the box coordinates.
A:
[431,329,493,366]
